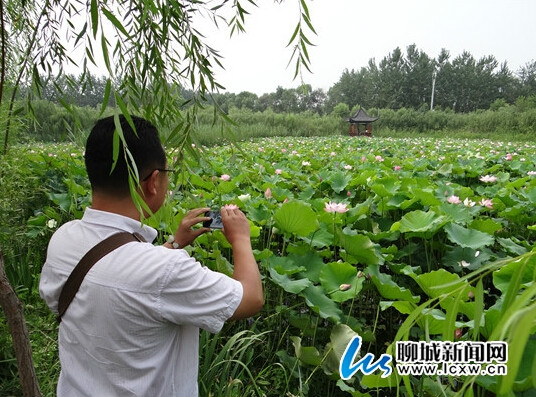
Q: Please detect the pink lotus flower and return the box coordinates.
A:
[393,165,402,171]
[275,169,282,175]
[505,153,513,161]
[265,187,272,199]
[220,174,231,181]
[479,198,493,209]
[375,155,384,162]
[480,175,497,183]
[344,165,352,170]
[447,195,461,204]
[324,201,349,213]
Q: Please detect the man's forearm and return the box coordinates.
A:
[230,239,263,318]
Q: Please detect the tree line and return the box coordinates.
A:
[13,43,536,143]
[35,44,536,117]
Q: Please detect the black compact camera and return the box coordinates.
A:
[203,210,223,229]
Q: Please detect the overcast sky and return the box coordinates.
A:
[194,0,536,95]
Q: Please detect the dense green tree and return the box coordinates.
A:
[256,92,274,112]
[401,44,435,109]
[324,45,527,115]
[326,69,360,110]
[271,86,298,113]
[376,47,405,109]
[235,91,259,111]
[326,67,374,113]
[494,62,521,104]
[518,60,536,97]
[474,55,500,110]
[37,73,112,108]
[445,51,476,112]
[293,84,326,114]
[433,49,456,110]
[330,102,350,119]
[301,87,327,114]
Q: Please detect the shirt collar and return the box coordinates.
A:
[82,207,158,243]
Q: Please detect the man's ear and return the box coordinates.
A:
[142,170,159,196]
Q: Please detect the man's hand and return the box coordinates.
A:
[220,206,252,246]
[169,207,211,248]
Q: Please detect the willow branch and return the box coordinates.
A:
[3,0,48,155]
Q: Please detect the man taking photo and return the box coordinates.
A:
[39,115,263,397]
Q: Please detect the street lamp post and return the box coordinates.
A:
[430,70,437,111]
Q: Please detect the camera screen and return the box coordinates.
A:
[203,210,223,229]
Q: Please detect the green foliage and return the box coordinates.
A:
[3,135,536,396]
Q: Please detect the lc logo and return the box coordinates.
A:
[339,335,393,379]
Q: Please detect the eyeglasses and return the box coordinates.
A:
[142,168,176,181]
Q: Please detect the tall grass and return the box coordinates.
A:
[199,329,282,397]
[190,106,536,146]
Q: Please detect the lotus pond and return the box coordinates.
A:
[8,135,536,396]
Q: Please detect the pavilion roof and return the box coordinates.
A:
[348,108,379,123]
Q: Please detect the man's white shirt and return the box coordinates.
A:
[40,207,243,397]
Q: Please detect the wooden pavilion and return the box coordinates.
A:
[347,108,378,137]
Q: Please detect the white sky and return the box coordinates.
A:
[194,0,536,95]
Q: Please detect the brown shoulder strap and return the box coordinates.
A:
[57,232,145,323]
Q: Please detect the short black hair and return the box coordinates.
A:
[85,115,166,196]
